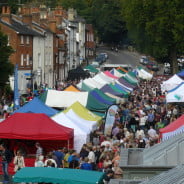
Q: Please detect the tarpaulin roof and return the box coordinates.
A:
[117,67,128,73]
[104,71,119,79]
[166,82,184,103]
[92,88,116,104]
[90,90,114,105]
[110,68,124,78]
[64,85,80,92]
[109,83,129,96]
[100,84,124,97]
[63,101,102,122]
[123,75,138,85]
[80,82,93,92]
[13,97,58,117]
[13,167,105,184]
[118,77,136,89]
[84,64,99,73]
[86,92,110,112]
[160,115,184,141]
[177,70,184,78]
[39,90,89,108]
[161,74,183,92]
[0,113,73,140]
[52,112,89,152]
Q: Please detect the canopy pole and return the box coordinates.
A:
[67,139,69,150]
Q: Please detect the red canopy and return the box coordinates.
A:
[160,114,184,140]
[0,113,74,140]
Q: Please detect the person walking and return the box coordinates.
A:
[0,144,13,183]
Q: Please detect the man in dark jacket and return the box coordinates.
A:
[0,144,13,183]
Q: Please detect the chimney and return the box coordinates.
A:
[48,19,57,33]
[31,7,40,23]
[22,7,32,26]
[68,8,77,21]
[1,6,11,24]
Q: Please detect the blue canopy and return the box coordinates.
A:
[90,90,114,105]
[177,70,184,78]
[14,97,58,117]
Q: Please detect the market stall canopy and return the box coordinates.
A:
[39,90,89,108]
[110,68,124,78]
[86,92,110,112]
[13,167,105,184]
[177,70,184,78]
[137,67,153,80]
[104,71,119,79]
[118,77,136,89]
[161,74,183,92]
[63,85,80,92]
[160,115,184,141]
[52,112,89,152]
[166,82,184,103]
[84,64,99,73]
[0,113,73,140]
[13,97,58,117]
[63,101,102,122]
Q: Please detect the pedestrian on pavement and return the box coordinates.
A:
[0,144,13,183]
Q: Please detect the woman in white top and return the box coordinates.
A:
[13,150,25,172]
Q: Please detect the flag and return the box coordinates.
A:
[14,64,20,109]
[104,105,119,135]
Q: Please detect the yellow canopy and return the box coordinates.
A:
[63,101,102,122]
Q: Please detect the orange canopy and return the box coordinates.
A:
[64,85,80,92]
[117,67,128,73]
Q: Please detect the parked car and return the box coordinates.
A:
[95,54,106,64]
[100,53,108,59]
[91,61,100,68]
[146,61,159,71]
[140,56,149,65]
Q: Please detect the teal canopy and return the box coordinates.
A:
[13,167,105,184]
[84,64,99,73]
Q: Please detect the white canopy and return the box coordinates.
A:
[65,109,98,132]
[161,74,183,92]
[45,90,88,108]
[166,82,184,103]
[110,68,124,78]
[137,68,153,80]
[52,113,89,153]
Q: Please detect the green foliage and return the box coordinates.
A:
[121,0,184,69]
[0,28,14,89]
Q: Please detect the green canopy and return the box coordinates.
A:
[84,64,99,73]
[109,84,129,98]
[13,167,105,184]
[122,75,138,85]
[81,82,93,92]
[86,93,110,112]
[128,71,137,78]
[117,69,126,74]
[93,88,116,104]
[38,90,48,103]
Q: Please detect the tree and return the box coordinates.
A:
[121,0,184,73]
[0,28,14,94]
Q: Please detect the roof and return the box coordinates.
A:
[140,165,184,184]
[13,167,105,184]
[0,113,73,140]
[0,18,42,36]
[13,97,58,117]
[64,85,80,92]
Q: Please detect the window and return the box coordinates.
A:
[21,54,24,66]
[26,36,30,44]
[38,53,41,67]
[20,35,24,44]
[26,54,29,65]
[7,35,10,46]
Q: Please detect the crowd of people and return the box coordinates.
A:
[0,73,183,183]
